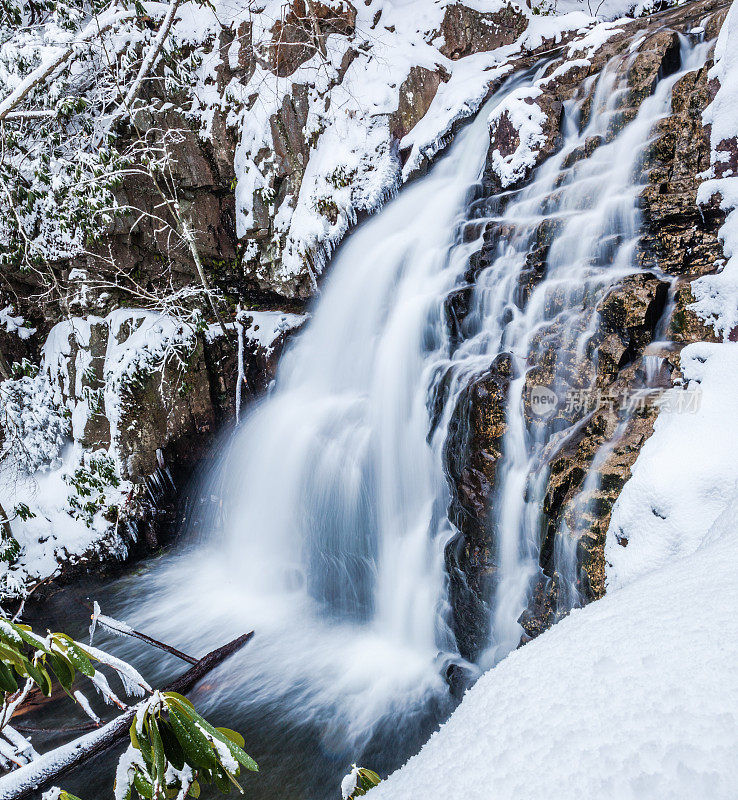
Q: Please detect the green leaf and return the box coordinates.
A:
[37,664,53,697]
[130,719,141,751]
[137,721,154,769]
[6,622,49,653]
[49,653,75,691]
[212,766,232,794]
[148,716,167,786]
[215,727,245,749]
[132,770,154,799]
[158,719,186,771]
[0,641,25,668]
[167,707,216,772]
[25,660,51,696]
[163,691,195,712]
[188,781,201,799]
[0,661,18,693]
[54,636,95,677]
[178,707,257,773]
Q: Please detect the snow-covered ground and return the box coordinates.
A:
[371,501,738,800]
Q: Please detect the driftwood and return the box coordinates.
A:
[0,632,254,800]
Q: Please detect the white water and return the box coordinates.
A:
[111,68,543,752]
[445,36,712,666]
[106,37,711,765]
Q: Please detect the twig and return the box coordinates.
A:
[92,612,197,665]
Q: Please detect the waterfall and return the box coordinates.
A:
[109,65,544,751]
[103,35,711,775]
[439,36,712,666]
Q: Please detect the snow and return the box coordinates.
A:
[606,343,738,589]
[102,309,197,456]
[690,0,738,337]
[341,765,360,799]
[236,310,307,354]
[79,641,151,697]
[0,306,34,340]
[113,743,146,800]
[0,444,130,598]
[372,505,738,799]
[89,601,135,643]
[487,86,548,187]
[72,690,101,726]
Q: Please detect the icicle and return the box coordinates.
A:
[235,306,245,426]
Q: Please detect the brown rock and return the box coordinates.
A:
[390,65,449,140]
[268,0,356,77]
[439,2,527,60]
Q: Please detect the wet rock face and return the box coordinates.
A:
[439,2,528,60]
[443,0,731,656]
[596,274,670,375]
[444,353,515,661]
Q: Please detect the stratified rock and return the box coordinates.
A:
[439,2,527,60]
[596,273,669,375]
[640,61,726,279]
[444,352,515,660]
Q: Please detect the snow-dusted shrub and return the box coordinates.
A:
[64,451,120,526]
[0,366,69,475]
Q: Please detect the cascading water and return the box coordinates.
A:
[78,32,713,800]
[103,65,543,757]
[438,35,712,666]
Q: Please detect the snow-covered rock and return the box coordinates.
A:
[691,0,738,338]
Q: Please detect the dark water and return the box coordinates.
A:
[19,506,455,800]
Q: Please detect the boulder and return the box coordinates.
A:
[439,2,527,60]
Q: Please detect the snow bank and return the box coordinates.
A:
[606,342,738,589]
[690,0,738,337]
[0,444,131,598]
[371,503,738,800]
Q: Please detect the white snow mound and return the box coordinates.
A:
[372,516,738,800]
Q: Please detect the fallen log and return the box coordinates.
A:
[0,631,254,800]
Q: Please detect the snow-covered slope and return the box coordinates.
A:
[371,503,738,800]
[605,342,738,589]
